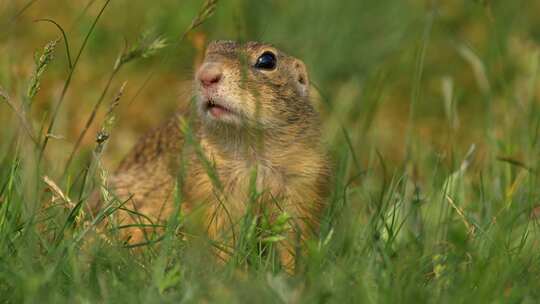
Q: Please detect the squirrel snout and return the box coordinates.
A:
[198,63,223,88]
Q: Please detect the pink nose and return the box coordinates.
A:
[198,63,223,88]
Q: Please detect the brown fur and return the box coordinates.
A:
[92,41,331,267]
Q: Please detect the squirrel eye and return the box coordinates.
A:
[254,51,277,70]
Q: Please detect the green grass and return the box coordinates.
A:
[1,0,540,302]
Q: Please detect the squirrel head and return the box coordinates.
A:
[194,40,315,131]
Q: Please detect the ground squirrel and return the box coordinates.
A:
[94,40,331,267]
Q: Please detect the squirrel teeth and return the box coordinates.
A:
[205,98,234,119]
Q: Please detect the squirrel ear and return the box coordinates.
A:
[293,59,309,97]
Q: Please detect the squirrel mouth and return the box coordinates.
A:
[205,99,235,119]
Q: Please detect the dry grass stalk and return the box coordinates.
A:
[42,175,75,210]
[181,0,219,41]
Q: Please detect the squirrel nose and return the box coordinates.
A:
[198,63,223,88]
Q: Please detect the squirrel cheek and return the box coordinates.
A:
[297,84,309,98]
